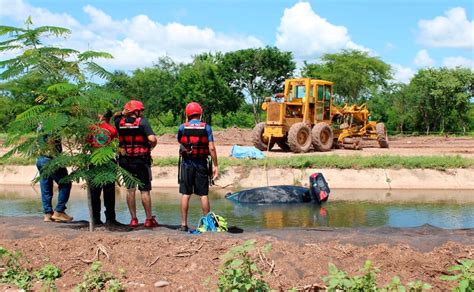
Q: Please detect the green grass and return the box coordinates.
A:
[0,154,472,170]
[0,156,35,166]
[154,155,474,170]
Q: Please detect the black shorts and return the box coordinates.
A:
[119,156,152,191]
[179,159,209,196]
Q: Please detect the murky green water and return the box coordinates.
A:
[0,187,473,229]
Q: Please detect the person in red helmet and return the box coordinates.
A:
[114,99,158,228]
[177,102,219,231]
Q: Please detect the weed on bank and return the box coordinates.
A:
[157,155,474,170]
[1,155,472,170]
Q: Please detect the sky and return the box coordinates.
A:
[0,0,473,83]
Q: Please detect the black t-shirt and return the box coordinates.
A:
[114,116,155,137]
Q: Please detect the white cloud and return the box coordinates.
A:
[443,56,474,69]
[0,0,80,29]
[418,7,474,49]
[413,49,435,67]
[276,2,369,61]
[0,0,264,70]
[392,64,415,84]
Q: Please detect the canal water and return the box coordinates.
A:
[0,186,473,230]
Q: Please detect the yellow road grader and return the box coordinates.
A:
[253,78,388,153]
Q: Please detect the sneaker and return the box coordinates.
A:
[51,211,73,222]
[178,225,189,232]
[43,213,55,222]
[144,216,159,228]
[129,217,139,228]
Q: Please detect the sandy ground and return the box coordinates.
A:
[0,217,472,291]
[154,129,474,158]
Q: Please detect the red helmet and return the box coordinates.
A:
[185,102,202,117]
[124,100,145,112]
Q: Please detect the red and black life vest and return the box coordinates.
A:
[179,122,210,158]
[117,117,150,157]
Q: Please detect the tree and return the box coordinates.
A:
[368,83,417,134]
[220,47,295,123]
[0,18,134,231]
[174,56,239,124]
[410,67,473,134]
[105,57,183,123]
[302,49,392,104]
[0,73,50,130]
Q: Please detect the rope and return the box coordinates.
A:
[264,135,272,188]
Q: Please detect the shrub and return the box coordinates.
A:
[35,263,62,291]
[440,259,474,292]
[0,246,33,290]
[217,239,270,291]
[75,261,123,292]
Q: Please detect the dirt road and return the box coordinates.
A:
[0,217,472,291]
[154,128,474,157]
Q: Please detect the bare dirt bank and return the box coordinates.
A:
[0,217,472,291]
[2,165,474,191]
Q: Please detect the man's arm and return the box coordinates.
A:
[148,135,157,148]
[208,141,218,179]
[140,118,157,148]
[207,124,218,179]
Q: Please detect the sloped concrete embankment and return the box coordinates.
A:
[2,165,473,191]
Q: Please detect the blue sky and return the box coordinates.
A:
[1,0,473,83]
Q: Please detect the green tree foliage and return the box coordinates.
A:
[0,73,51,129]
[368,83,417,134]
[302,49,392,104]
[128,57,182,120]
[174,56,239,124]
[410,67,473,134]
[220,46,296,123]
[0,19,135,231]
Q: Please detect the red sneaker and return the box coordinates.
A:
[129,217,139,228]
[144,216,159,228]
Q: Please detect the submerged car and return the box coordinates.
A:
[225,173,330,204]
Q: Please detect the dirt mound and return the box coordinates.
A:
[0,217,472,291]
[213,127,254,145]
[157,127,254,146]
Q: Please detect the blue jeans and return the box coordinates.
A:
[36,156,72,214]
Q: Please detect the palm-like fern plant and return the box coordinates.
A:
[1,18,138,231]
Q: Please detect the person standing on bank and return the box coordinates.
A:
[177,102,219,231]
[115,100,158,228]
[88,110,120,226]
[36,134,73,222]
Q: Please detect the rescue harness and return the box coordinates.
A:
[179,121,210,158]
[117,117,150,157]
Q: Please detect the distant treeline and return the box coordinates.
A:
[0,30,472,134]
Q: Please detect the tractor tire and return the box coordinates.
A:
[288,122,312,153]
[276,139,290,151]
[252,122,275,151]
[376,122,389,148]
[312,122,334,152]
